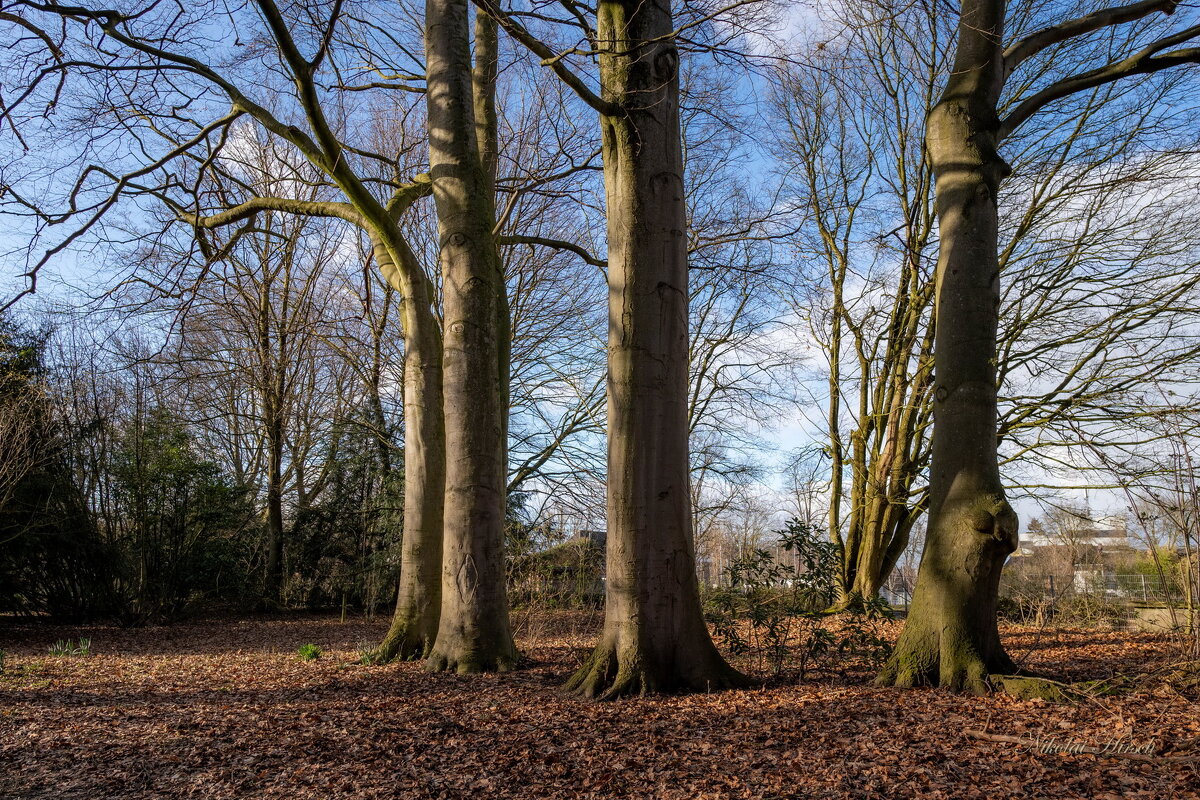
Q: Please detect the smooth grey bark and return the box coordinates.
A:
[876,0,1019,692]
[564,0,750,699]
[424,0,517,673]
[374,238,447,661]
[472,10,512,490]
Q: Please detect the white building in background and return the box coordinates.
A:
[1016,514,1132,555]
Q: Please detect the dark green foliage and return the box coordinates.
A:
[705,518,892,679]
[0,316,119,621]
[287,418,402,612]
[1124,550,1192,602]
[105,409,256,623]
[503,491,542,560]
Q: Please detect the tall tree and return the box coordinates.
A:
[422,0,517,673]
[477,0,752,696]
[776,8,940,608]
[877,0,1200,691]
[182,203,347,603]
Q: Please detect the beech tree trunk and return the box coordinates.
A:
[374,239,447,661]
[424,0,516,673]
[472,10,512,489]
[565,0,749,699]
[875,0,1019,693]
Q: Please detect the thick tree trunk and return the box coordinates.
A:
[374,240,447,661]
[423,0,516,673]
[876,0,1018,693]
[565,0,749,699]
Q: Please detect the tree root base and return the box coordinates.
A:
[373,628,434,664]
[565,645,756,700]
[424,649,518,675]
[989,675,1067,701]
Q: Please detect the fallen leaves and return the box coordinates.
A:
[0,614,1196,799]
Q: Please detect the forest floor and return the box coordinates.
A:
[1,611,1198,799]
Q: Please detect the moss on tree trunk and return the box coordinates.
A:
[875,0,1018,693]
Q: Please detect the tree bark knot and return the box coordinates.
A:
[970,497,1018,552]
[653,47,678,83]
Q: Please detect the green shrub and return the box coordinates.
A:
[47,637,91,657]
[296,643,323,661]
[704,518,891,680]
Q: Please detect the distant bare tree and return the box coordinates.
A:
[0,321,49,518]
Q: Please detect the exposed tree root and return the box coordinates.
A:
[424,644,518,674]
[989,675,1068,701]
[565,642,756,700]
[373,622,435,663]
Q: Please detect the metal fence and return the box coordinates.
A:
[880,568,1195,625]
[1006,571,1190,605]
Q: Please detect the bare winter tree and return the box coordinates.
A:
[145,191,356,603]
[776,6,941,608]
[193,225,339,600]
[685,66,800,563]
[477,0,756,695]
[876,0,1200,691]
[0,319,50,518]
[778,0,1200,611]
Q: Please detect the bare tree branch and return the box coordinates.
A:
[498,234,606,268]
[1004,0,1180,78]
[1000,26,1200,140]
[472,0,620,116]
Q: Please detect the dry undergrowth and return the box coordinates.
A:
[0,613,1197,799]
